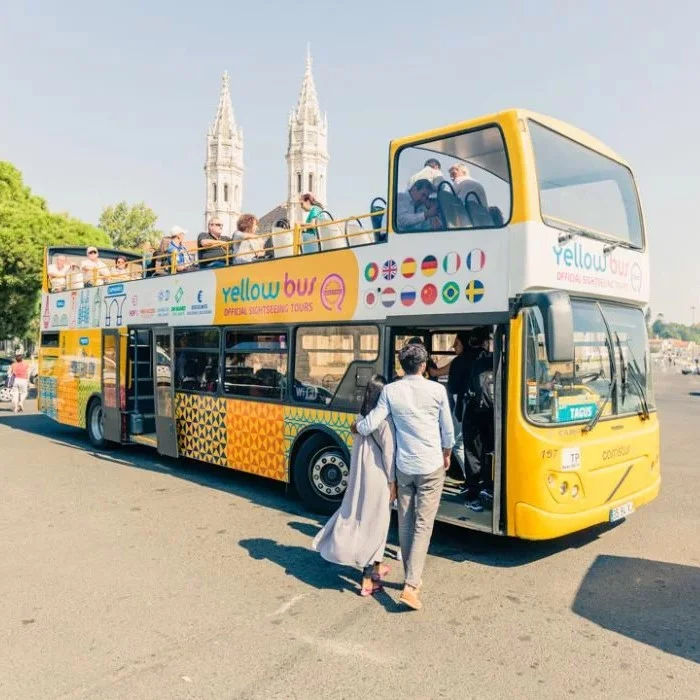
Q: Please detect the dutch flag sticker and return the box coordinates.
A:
[381,287,397,308]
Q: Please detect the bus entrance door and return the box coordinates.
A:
[153,328,178,458]
[102,328,124,443]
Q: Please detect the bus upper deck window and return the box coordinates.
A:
[394,125,511,233]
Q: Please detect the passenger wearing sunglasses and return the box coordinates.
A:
[80,247,109,286]
[197,218,231,268]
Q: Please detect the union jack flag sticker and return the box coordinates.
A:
[382,259,398,281]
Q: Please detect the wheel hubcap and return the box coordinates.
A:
[91,405,104,441]
[311,450,349,498]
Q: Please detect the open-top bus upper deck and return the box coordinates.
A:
[41,108,648,336]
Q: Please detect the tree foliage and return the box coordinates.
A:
[0,161,110,340]
[98,201,161,250]
[651,319,700,343]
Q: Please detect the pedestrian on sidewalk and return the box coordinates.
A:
[9,349,30,414]
[352,343,454,610]
[313,375,396,597]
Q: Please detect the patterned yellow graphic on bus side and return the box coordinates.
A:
[214,249,359,325]
[174,393,354,483]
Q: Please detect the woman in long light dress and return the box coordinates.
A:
[313,375,396,596]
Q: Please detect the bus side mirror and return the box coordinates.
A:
[520,290,574,363]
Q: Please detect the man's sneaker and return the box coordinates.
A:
[479,489,494,510]
[466,499,484,512]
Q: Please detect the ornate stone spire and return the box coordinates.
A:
[209,71,239,139]
[204,71,244,236]
[292,44,323,126]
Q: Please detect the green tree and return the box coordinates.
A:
[98,201,161,250]
[0,161,110,340]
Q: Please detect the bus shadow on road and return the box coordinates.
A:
[572,555,700,663]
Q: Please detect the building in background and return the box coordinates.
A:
[204,71,244,237]
[204,48,329,235]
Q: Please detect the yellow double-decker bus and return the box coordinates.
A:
[37,109,659,539]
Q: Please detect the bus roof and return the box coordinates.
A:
[390,108,630,169]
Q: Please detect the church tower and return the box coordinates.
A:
[204,71,244,237]
[286,47,328,225]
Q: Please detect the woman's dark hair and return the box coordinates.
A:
[359,374,387,416]
[300,192,323,208]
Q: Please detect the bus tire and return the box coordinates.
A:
[86,397,109,449]
[292,434,350,515]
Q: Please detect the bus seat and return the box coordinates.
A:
[465,191,494,228]
[270,226,294,258]
[346,218,375,247]
[438,181,472,229]
[489,206,504,227]
[370,197,387,242]
[317,210,348,251]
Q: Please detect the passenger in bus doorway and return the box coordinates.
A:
[313,375,397,597]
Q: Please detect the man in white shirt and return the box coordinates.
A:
[81,247,109,286]
[449,162,488,207]
[396,179,440,232]
[408,158,445,189]
[47,254,70,292]
[352,343,454,610]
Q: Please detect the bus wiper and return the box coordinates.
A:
[614,331,650,420]
[614,332,627,405]
[583,303,617,434]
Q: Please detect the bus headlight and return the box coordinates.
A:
[571,484,579,497]
[559,481,568,495]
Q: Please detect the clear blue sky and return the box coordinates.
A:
[1,1,698,323]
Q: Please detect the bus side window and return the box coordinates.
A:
[174,328,220,394]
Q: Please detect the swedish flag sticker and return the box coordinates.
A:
[465,279,485,303]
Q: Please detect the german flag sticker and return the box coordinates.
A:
[421,255,438,277]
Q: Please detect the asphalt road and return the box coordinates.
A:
[1,372,698,699]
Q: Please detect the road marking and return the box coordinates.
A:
[268,594,306,616]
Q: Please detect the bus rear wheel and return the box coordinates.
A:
[86,398,107,448]
[293,435,349,515]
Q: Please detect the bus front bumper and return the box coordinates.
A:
[513,476,661,540]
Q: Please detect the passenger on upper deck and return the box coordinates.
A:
[300,193,323,254]
[68,263,84,289]
[408,158,445,189]
[81,247,109,286]
[396,180,440,231]
[197,217,231,268]
[167,226,196,273]
[109,255,136,282]
[448,163,488,207]
[233,214,265,264]
[47,254,70,292]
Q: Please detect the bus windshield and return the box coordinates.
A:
[524,300,654,425]
[529,120,643,248]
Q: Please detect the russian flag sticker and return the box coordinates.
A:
[400,287,416,307]
[401,257,417,278]
[421,255,438,277]
[442,252,461,274]
[466,248,486,272]
[381,287,397,307]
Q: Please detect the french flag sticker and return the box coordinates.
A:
[466,248,486,272]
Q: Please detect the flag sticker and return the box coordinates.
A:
[364,290,377,308]
[381,287,397,307]
[401,257,417,278]
[466,248,486,272]
[421,283,438,305]
[441,281,460,304]
[382,259,398,281]
[400,287,416,307]
[442,252,461,275]
[364,262,379,282]
[465,279,485,303]
[421,255,438,277]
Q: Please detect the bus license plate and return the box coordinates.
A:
[609,501,634,522]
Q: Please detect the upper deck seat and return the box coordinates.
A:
[317,210,348,251]
[437,181,473,229]
[489,206,505,227]
[270,225,294,258]
[345,218,375,247]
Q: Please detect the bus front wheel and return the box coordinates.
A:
[293,435,349,515]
